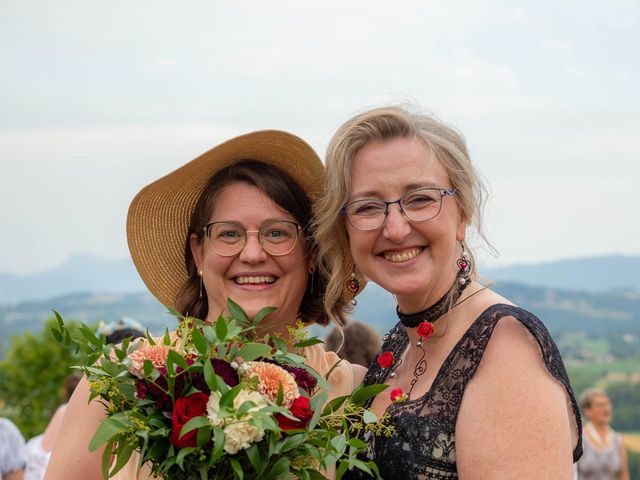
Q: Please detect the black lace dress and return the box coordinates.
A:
[346,304,582,479]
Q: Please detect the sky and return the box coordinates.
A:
[1,0,638,275]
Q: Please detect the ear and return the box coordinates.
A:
[190,233,204,271]
[456,217,467,243]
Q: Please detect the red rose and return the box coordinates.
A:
[377,351,394,368]
[390,388,406,403]
[417,321,434,338]
[276,396,313,431]
[170,392,209,448]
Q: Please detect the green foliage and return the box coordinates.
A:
[0,316,85,438]
[52,301,388,479]
[628,449,640,480]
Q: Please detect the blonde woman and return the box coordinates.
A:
[315,106,582,479]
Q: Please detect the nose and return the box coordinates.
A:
[382,203,411,242]
[238,232,268,263]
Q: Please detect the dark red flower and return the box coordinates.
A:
[277,364,317,393]
[377,351,394,368]
[170,392,209,448]
[276,396,313,431]
[210,359,239,387]
[417,321,435,338]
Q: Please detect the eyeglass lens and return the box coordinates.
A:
[205,221,299,256]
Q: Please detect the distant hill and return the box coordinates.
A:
[482,255,640,293]
[1,254,638,305]
[2,280,639,357]
[0,254,146,303]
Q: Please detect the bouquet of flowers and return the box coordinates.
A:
[52,300,391,480]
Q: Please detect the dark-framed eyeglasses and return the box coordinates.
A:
[202,220,301,257]
[341,187,458,231]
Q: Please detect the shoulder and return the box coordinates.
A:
[455,307,576,478]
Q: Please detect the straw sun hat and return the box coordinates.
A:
[127,130,328,310]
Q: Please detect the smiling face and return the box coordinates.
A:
[190,182,310,332]
[346,136,467,311]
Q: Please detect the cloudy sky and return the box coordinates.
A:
[1,0,638,275]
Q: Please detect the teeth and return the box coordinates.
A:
[235,276,276,285]
[384,248,422,263]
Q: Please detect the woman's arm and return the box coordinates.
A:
[44,377,107,480]
[620,437,629,480]
[455,316,575,480]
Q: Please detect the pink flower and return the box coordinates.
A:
[128,344,172,378]
[242,361,299,408]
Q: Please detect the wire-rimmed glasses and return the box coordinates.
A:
[341,187,458,231]
[203,220,301,257]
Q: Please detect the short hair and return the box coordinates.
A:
[105,328,145,345]
[63,375,82,402]
[325,320,382,368]
[314,106,490,325]
[578,387,608,411]
[176,160,342,326]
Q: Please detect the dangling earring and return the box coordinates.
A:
[198,269,204,299]
[457,242,472,286]
[308,267,318,297]
[347,265,360,306]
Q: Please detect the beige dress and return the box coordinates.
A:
[113,344,358,479]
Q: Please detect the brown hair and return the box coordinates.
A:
[314,106,491,325]
[176,160,340,326]
[325,321,382,367]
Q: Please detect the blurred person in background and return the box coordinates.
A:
[23,376,81,480]
[0,416,26,480]
[99,317,146,345]
[577,388,629,480]
[325,320,382,367]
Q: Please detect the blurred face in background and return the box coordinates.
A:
[584,394,612,425]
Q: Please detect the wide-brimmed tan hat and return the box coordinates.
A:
[127,130,326,309]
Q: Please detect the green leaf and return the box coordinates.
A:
[191,325,208,354]
[101,442,113,480]
[143,359,154,377]
[89,418,128,452]
[163,327,172,345]
[294,337,324,349]
[321,394,349,415]
[196,425,211,447]
[211,427,225,464]
[109,441,135,476]
[349,383,389,406]
[229,457,244,480]
[236,343,272,362]
[180,416,210,437]
[168,349,189,371]
[219,385,241,410]
[245,443,263,474]
[253,306,276,325]
[203,359,218,391]
[277,433,306,453]
[265,456,290,480]
[227,298,249,324]
[215,316,228,341]
[176,446,197,469]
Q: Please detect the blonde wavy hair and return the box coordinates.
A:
[314,106,491,326]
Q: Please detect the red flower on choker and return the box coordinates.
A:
[377,351,394,368]
[417,321,434,338]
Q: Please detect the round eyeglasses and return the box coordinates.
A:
[202,220,301,257]
[341,187,458,231]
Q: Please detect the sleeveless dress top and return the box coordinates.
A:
[112,343,358,480]
[345,304,583,480]
[576,429,623,480]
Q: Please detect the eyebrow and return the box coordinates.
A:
[350,181,444,200]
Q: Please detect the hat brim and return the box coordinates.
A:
[127,130,325,309]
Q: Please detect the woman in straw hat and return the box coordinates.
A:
[314,106,582,479]
[45,130,366,480]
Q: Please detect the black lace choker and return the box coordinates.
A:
[396,280,469,328]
